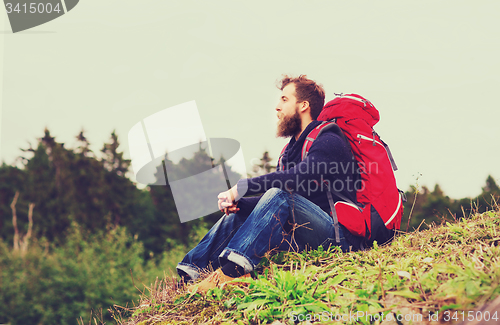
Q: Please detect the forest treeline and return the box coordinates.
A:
[0,128,499,324]
[0,129,229,258]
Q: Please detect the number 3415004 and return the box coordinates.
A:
[5,2,62,14]
[443,310,498,322]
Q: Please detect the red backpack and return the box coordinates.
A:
[278,94,405,245]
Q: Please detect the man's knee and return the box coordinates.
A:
[262,187,287,200]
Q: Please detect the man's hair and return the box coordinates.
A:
[277,75,325,120]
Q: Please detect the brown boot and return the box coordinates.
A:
[188,268,251,293]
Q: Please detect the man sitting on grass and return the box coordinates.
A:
[176,75,364,292]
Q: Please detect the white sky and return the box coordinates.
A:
[1,1,499,199]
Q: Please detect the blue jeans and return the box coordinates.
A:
[176,188,352,280]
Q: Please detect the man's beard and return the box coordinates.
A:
[277,109,301,138]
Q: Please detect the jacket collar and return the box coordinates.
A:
[288,120,322,148]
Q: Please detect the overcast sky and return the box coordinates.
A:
[1,1,499,200]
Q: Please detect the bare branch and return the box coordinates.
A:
[20,202,35,255]
[10,191,20,252]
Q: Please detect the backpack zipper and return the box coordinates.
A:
[357,133,399,171]
[357,134,383,147]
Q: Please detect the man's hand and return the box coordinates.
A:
[218,186,239,215]
[223,203,239,214]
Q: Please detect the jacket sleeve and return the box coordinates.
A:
[235,196,261,216]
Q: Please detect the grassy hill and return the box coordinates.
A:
[110,206,500,325]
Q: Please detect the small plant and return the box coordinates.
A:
[406,172,422,232]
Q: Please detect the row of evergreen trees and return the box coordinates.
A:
[0,129,227,259]
[402,177,499,231]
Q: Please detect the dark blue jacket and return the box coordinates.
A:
[236,120,359,220]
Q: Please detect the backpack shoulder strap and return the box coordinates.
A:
[302,120,359,204]
[302,120,346,160]
[277,143,288,171]
[279,120,348,170]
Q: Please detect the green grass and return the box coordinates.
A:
[112,207,500,325]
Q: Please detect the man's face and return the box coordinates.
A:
[276,83,302,138]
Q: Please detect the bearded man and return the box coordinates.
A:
[177,75,363,292]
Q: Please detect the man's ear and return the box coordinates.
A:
[299,101,310,113]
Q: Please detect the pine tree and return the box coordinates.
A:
[475,175,500,212]
[101,130,130,177]
[251,151,276,177]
